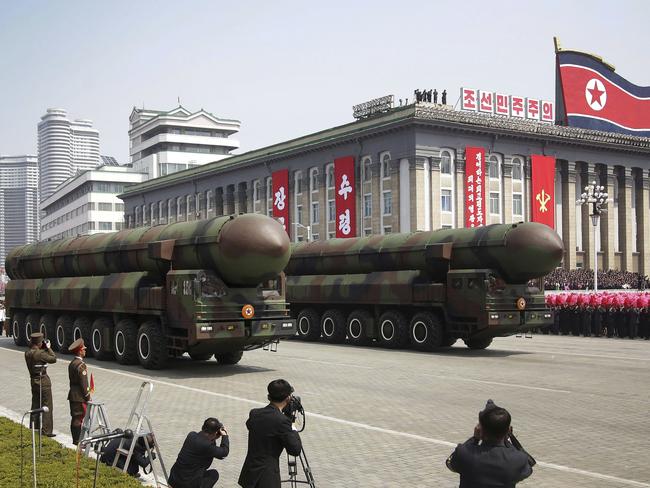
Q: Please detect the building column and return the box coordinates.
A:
[618,166,634,272]
[371,158,382,234]
[455,150,466,228]
[636,168,650,277]
[599,165,616,270]
[390,158,402,233]
[561,160,577,269]
[580,162,597,273]
[430,155,441,230]
[409,157,429,232]
[502,158,513,224]
[524,157,532,222]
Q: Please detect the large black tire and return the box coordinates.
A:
[377,310,409,349]
[464,337,493,350]
[39,314,57,345]
[346,309,373,346]
[90,317,114,361]
[25,313,41,343]
[12,312,27,347]
[321,309,347,344]
[114,319,138,365]
[73,316,92,355]
[189,353,213,361]
[136,320,168,370]
[55,315,74,353]
[409,312,443,351]
[215,351,243,365]
[296,308,321,341]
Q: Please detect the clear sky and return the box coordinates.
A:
[1,0,648,164]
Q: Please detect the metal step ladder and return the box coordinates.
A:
[112,381,169,487]
[78,401,112,456]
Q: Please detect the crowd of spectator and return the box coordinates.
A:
[544,268,650,290]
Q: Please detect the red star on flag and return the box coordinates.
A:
[588,83,604,107]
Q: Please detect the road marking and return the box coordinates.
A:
[0,343,647,487]
[421,373,572,394]
[511,348,650,362]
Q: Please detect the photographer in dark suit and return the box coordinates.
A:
[100,433,155,478]
[447,401,533,488]
[168,418,229,488]
[238,379,302,488]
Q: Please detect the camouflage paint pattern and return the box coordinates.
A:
[6,214,290,287]
[286,223,562,346]
[287,222,563,284]
[5,214,296,362]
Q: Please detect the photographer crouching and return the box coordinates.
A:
[446,400,534,488]
[168,417,229,488]
[238,379,303,488]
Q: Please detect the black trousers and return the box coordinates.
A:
[202,470,220,488]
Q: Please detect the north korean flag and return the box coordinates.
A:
[556,50,650,137]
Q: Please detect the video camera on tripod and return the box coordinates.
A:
[282,395,306,432]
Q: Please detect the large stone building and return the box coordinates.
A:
[129,105,240,180]
[0,155,39,266]
[119,102,650,275]
[37,108,100,201]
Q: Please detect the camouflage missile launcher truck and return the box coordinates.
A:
[4,214,296,369]
[285,222,563,351]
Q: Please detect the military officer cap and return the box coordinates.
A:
[30,332,44,344]
[69,338,85,352]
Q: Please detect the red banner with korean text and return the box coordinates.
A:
[464,147,486,228]
[531,155,555,229]
[334,156,356,238]
[272,169,290,236]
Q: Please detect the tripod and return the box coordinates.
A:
[283,447,316,488]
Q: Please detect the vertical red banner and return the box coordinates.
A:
[531,155,556,228]
[272,169,290,236]
[334,156,356,238]
[464,147,486,228]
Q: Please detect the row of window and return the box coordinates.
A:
[141,125,231,142]
[42,202,125,231]
[141,143,229,158]
[45,221,124,240]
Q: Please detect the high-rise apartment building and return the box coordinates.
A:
[0,155,39,265]
[129,106,240,180]
[38,108,100,201]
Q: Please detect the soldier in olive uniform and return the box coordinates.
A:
[25,332,57,436]
[68,338,91,445]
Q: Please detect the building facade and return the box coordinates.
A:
[37,108,100,201]
[40,163,145,241]
[128,106,240,181]
[0,155,39,265]
[120,102,650,275]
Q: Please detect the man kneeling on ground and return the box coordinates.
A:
[168,417,229,488]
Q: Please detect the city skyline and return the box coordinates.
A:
[1,0,649,165]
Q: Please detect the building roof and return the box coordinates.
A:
[120,103,650,198]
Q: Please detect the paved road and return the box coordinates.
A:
[1,335,648,488]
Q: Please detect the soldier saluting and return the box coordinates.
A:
[68,338,91,445]
[25,332,57,437]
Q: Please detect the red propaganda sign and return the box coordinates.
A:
[531,155,556,229]
[495,93,509,116]
[334,156,356,238]
[464,147,486,228]
[272,169,290,236]
[526,99,540,120]
[478,91,494,113]
[510,96,525,118]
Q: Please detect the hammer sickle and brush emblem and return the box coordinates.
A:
[536,189,551,213]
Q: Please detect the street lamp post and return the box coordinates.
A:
[293,223,312,242]
[578,181,608,292]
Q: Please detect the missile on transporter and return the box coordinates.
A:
[285,222,563,284]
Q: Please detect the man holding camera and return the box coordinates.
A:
[447,400,533,488]
[24,332,57,437]
[238,379,303,488]
[168,417,229,488]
